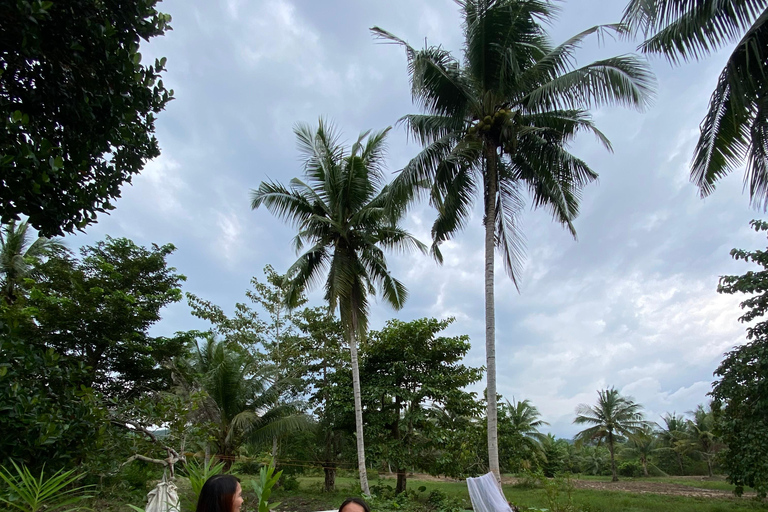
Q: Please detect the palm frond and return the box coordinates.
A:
[623,0,767,63]
[524,55,655,112]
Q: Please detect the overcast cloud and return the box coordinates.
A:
[70,0,761,438]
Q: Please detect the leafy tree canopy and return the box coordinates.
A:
[24,236,187,400]
[1,0,173,236]
[712,219,768,497]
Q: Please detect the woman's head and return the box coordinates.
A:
[339,497,370,512]
[195,474,243,512]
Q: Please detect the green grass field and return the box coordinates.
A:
[271,476,768,512]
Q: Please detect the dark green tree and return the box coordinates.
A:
[0,0,174,236]
[623,0,768,207]
[373,0,654,480]
[361,317,483,493]
[711,219,768,496]
[574,388,649,482]
[290,306,350,491]
[26,237,187,399]
[0,320,105,471]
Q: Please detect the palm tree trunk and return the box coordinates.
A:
[348,312,370,495]
[483,143,500,484]
[641,456,649,477]
[609,434,618,482]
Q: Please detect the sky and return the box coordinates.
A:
[69,0,763,438]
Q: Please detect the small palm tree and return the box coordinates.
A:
[373,0,654,479]
[499,398,549,469]
[189,337,306,468]
[622,0,768,207]
[657,412,695,476]
[621,425,660,477]
[0,220,65,304]
[687,404,720,477]
[251,120,426,494]
[574,388,649,482]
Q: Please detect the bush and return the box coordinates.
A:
[280,474,300,491]
[618,461,643,478]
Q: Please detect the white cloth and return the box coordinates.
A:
[466,473,513,512]
[145,479,179,512]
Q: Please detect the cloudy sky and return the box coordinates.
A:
[70,0,762,437]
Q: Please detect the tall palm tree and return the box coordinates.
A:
[0,220,65,304]
[251,121,426,494]
[188,337,307,469]
[372,0,654,480]
[574,388,649,482]
[622,0,768,207]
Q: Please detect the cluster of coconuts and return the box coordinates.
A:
[467,108,510,135]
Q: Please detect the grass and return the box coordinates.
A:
[90,474,768,512]
[569,474,752,493]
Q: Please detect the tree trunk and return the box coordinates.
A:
[324,464,336,492]
[348,317,370,495]
[483,143,500,484]
[396,468,407,494]
[608,435,618,482]
[706,456,713,478]
[641,457,649,477]
[676,452,684,475]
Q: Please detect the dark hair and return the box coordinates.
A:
[196,474,241,512]
[339,497,371,512]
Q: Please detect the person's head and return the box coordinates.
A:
[196,474,243,512]
[339,497,370,512]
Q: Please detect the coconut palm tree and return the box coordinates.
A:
[188,337,307,469]
[574,388,649,482]
[657,412,694,476]
[251,120,426,494]
[621,425,660,477]
[372,0,654,480]
[0,220,65,304]
[498,398,549,470]
[687,404,720,477]
[622,0,768,207]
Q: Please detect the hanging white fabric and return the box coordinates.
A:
[144,472,180,512]
[466,473,514,512]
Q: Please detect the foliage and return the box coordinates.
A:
[374,0,654,479]
[711,219,768,497]
[361,317,483,493]
[179,337,307,463]
[498,398,548,473]
[0,221,65,305]
[540,435,569,478]
[251,119,427,494]
[574,388,649,482]
[0,0,173,236]
[0,328,106,471]
[184,458,227,502]
[657,413,694,476]
[25,236,187,400]
[249,463,283,512]
[0,461,93,512]
[622,0,768,209]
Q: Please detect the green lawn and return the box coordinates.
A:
[277,476,768,512]
[567,474,750,493]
